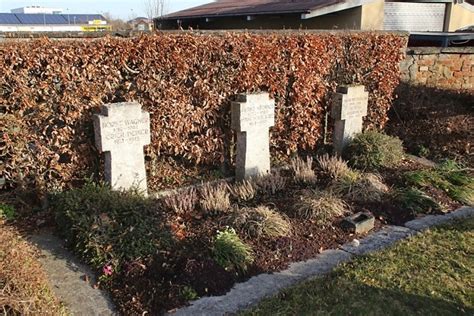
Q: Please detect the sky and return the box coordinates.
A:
[0,0,212,19]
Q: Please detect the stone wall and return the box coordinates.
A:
[400,47,474,90]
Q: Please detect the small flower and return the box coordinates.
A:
[102,264,113,276]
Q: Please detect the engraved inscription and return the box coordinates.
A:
[101,117,150,145]
[240,103,274,128]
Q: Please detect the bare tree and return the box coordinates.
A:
[143,0,169,19]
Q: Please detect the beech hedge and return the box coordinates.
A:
[0,32,407,191]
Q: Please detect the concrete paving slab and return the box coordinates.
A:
[29,233,116,316]
[341,225,416,256]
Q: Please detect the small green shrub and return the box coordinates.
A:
[0,203,16,220]
[212,228,254,272]
[51,182,171,270]
[405,160,473,206]
[392,188,442,216]
[344,131,404,170]
[293,190,348,225]
[230,206,291,238]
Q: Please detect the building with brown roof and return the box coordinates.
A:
[158,0,474,32]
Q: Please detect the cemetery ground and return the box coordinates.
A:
[244,217,474,315]
[2,141,473,314]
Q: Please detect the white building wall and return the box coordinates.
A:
[0,25,83,32]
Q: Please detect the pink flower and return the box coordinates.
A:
[102,264,113,276]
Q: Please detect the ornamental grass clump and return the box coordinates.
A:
[293,190,348,225]
[290,156,317,184]
[200,183,231,214]
[391,188,443,216]
[405,160,473,206]
[317,154,351,180]
[255,170,287,195]
[344,131,404,171]
[229,180,256,202]
[230,205,291,239]
[330,172,389,202]
[212,227,254,272]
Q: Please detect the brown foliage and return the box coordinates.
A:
[0,222,65,315]
[0,32,407,192]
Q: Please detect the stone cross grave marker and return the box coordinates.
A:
[231,92,275,181]
[331,85,369,154]
[93,102,151,194]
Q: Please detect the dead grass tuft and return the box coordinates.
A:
[317,154,351,180]
[330,172,389,202]
[200,183,231,214]
[293,190,348,225]
[290,156,317,184]
[255,170,287,195]
[230,180,256,202]
[0,221,66,315]
[163,187,198,215]
[230,206,292,238]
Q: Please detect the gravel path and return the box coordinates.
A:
[29,233,116,316]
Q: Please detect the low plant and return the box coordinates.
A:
[212,227,254,272]
[405,160,473,206]
[199,183,231,214]
[163,187,198,215]
[330,172,389,202]
[229,180,257,202]
[255,170,287,195]
[180,286,199,301]
[0,203,16,220]
[317,154,351,180]
[51,181,171,270]
[293,190,348,225]
[290,156,317,184]
[392,188,443,216]
[230,205,291,238]
[344,131,404,170]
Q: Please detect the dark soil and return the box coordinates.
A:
[387,84,474,167]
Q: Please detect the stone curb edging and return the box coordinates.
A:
[404,206,474,232]
[170,207,474,316]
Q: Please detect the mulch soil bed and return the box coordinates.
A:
[105,158,460,314]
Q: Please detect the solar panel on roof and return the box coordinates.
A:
[0,13,21,24]
[15,13,68,24]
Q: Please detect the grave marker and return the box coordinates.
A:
[93,102,151,194]
[231,93,275,180]
[331,85,369,154]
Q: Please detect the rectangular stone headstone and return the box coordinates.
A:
[93,102,151,194]
[331,85,368,154]
[231,93,275,181]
